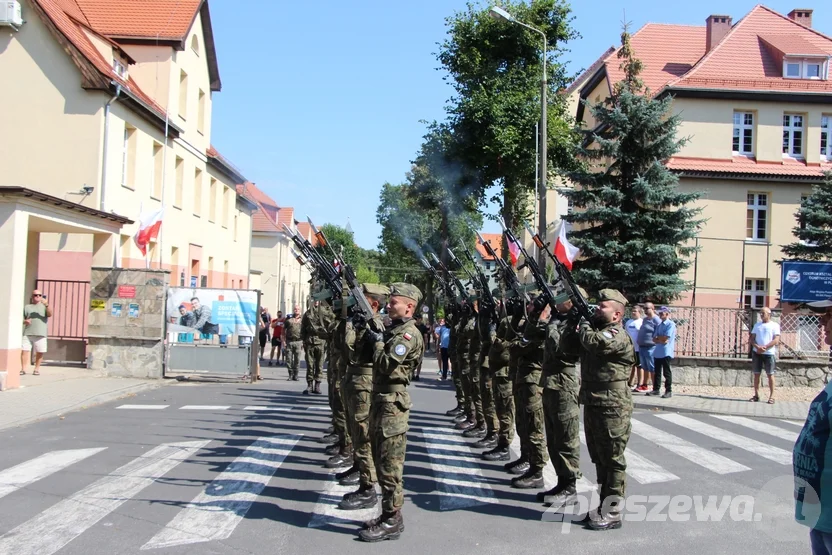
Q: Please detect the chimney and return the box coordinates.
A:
[706,15,733,51]
[788,9,813,28]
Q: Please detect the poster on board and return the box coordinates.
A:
[166,287,258,345]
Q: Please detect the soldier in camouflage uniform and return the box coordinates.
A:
[511,296,550,489]
[578,289,634,531]
[325,306,354,470]
[505,299,530,475]
[462,297,486,439]
[358,283,424,542]
[321,307,344,454]
[283,305,303,381]
[444,305,465,417]
[339,283,389,510]
[474,295,500,449]
[301,301,330,394]
[537,287,587,507]
[454,303,478,431]
[482,294,516,462]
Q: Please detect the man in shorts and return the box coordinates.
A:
[624,305,643,388]
[749,307,780,404]
[22,289,52,376]
[269,311,284,366]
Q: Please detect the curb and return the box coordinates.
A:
[632,398,807,421]
[0,381,165,431]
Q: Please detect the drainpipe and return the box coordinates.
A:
[100,84,122,213]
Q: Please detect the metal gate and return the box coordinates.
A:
[36,279,90,364]
[163,286,260,380]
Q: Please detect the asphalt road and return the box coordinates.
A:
[0,357,811,555]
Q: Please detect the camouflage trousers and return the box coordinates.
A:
[344,370,376,488]
[332,369,351,452]
[372,391,412,513]
[304,341,325,384]
[286,341,303,375]
[451,349,465,405]
[479,362,499,435]
[543,387,582,480]
[583,403,633,505]
[516,380,548,469]
[462,364,483,425]
[492,373,515,448]
[512,373,527,458]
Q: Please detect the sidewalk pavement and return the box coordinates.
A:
[0,365,165,431]
[632,393,811,421]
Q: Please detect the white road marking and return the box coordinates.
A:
[422,428,498,511]
[142,435,301,549]
[242,406,291,412]
[306,406,329,411]
[179,405,231,410]
[508,435,596,493]
[711,415,800,443]
[780,419,805,428]
[0,448,107,500]
[580,424,679,484]
[0,441,208,555]
[116,405,169,410]
[631,418,750,475]
[657,414,792,465]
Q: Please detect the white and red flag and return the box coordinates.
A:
[506,235,521,268]
[134,206,164,257]
[553,221,580,270]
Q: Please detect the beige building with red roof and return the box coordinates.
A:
[0,0,256,386]
[558,5,832,308]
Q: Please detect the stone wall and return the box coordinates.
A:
[87,267,169,379]
[671,356,830,388]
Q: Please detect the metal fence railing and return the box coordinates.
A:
[36,279,90,340]
[628,306,830,361]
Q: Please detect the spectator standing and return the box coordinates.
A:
[635,302,661,392]
[624,305,643,389]
[649,306,676,399]
[259,307,271,360]
[438,320,451,380]
[22,289,52,376]
[269,311,284,366]
[749,307,780,404]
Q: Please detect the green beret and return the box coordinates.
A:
[362,283,390,297]
[597,288,628,306]
[389,282,422,305]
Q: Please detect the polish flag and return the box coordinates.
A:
[134,206,164,256]
[553,221,580,270]
[507,236,520,268]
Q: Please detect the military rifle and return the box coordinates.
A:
[499,220,558,312]
[457,238,499,325]
[429,252,466,304]
[476,232,531,304]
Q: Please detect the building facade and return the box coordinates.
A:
[557,6,831,308]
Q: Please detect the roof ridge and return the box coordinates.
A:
[757,4,832,45]
[565,46,615,94]
[68,0,90,26]
[665,4,762,88]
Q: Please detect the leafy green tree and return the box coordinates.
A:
[561,27,705,304]
[781,172,832,261]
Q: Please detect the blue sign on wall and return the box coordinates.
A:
[781,261,832,303]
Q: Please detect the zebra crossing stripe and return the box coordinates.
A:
[780,419,805,428]
[142,434,301,549]
[0,448,107,500]
[116,405,169,410]
[0,440,209,555]
[656,414,792,465]
[243,406,291,412]
[179,405,231,410]
[421,428,498,511]
[508,435,596,493]
[631,419,750,475]
[579,425,679,484]
[711,415,800,443]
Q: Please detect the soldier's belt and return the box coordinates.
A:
[373,384,407,393]
[581,380,629,392]
[347,366,373,376]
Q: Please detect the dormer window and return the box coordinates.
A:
[113,58,128,79]
[783,58,828,80]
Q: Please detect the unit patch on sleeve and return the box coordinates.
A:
[394,344,407,356]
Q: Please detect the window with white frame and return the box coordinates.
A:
[747,192,768,241]
[113,58,127,79]
[822,115,831,160]
[783,58,828,80]
[744,279,767,309]
[733,112,754,155]
[783,114,804,158]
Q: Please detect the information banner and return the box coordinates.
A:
[781,261,832,303]
[166,287,258,345]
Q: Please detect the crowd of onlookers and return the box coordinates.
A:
[258,307,286,366]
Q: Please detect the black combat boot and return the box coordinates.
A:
[474,433,498,449]
[587,510,623,531]
[325,425,335,434]
[482,445,510,461]
[339,470,360,486]
[335,465,358,480]
[445,404,464,417]
[303,382,313,395]
[543,478,578,509]
[504,455,527,471]
[462,424,487,438]
[324,443,340,456]
[339,486,377,511]
[359,510,404,542]
[325,449,353,469]
[313,381,322,394]
[509,460,531,475]
[511,466,544,489]
[318,433,339,445]
[455,417,476,431]
[536,486,559,502]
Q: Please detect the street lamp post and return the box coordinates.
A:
[489,6,548,268]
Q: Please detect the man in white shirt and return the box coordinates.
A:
[749,307,780,404]
[624,305,644,389]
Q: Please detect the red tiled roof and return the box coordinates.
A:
[604,24,708,95]
[668,6,832,93]
[565,46,615,95]
[296,222,312,241]
[760,34,830,57]
[277,208,294,228]
[475,233,503,261]
[667,156,832,178]
[73,0,201,39]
